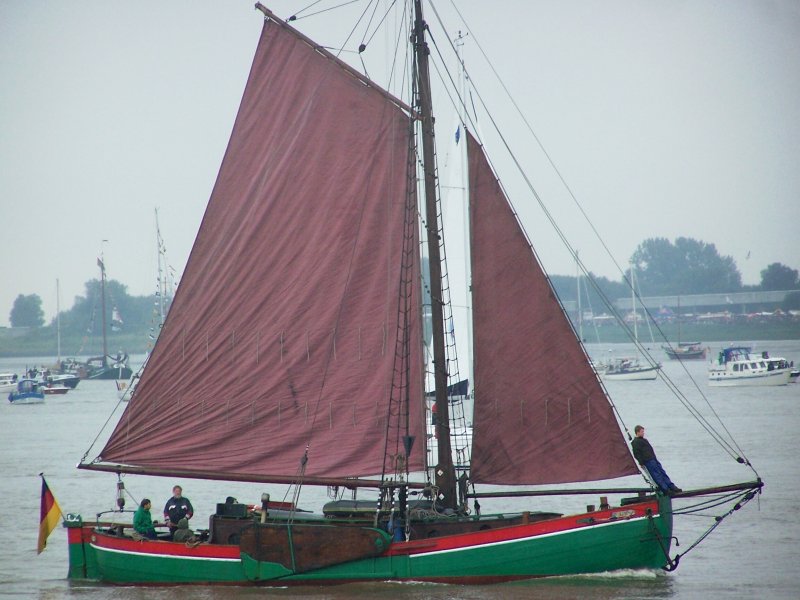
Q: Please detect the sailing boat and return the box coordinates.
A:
[63,3,762,585]
[662,298,709,360]
[602,263,661,381]
[48,279,81,390]
[86,255,133,381]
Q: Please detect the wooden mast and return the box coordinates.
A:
[413,0,456,509]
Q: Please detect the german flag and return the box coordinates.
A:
[37,475,63,554]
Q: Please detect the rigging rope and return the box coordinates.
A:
[81,389,129,464]
[286,0,362,23]
[663,487,761,569]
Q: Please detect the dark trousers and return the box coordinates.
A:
[643,458,676,492]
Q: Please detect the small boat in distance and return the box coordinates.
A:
[0,373,19,394]
[600,263,661,381]
[85,255,133,381]
[50,373,80,389]
[86,353,132,380]
[602,357,660,381]
[709,347,792,387]
[42,383,70,395]
[663,341,708,360]
[8,379,45,405]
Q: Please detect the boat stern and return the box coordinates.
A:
[64,514,101,580]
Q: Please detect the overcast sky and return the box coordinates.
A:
[2,1,798,327]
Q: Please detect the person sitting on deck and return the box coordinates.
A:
[171,517,196,543]
[631,425,682,495]
[133,498,157,540]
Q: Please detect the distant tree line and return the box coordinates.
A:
[7,236,800,330]
[550,236,799,310]
[9,294,45,327]
[8,279,165,336]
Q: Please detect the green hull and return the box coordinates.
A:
[66,497,673,585]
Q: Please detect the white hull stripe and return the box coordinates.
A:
[90,543,240,562]
[410,515,651,559]
[710,372,787,380]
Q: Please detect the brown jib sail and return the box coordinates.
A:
[466,132,638,485]
[94,19,425,481]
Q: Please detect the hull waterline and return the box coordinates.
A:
[708,369,791,387]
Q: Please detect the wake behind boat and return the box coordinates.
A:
[59,2,762,587]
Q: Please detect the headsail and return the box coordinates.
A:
[466,132,638,484]
[94,18,425,481]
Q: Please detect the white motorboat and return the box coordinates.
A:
[709,347,792,387]
[0,373,19,394]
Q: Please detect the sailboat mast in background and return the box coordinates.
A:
[56,278,61,362]
[155,208,169,327]
[98,251,108,368]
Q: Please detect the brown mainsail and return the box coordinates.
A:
[95,19,425,480]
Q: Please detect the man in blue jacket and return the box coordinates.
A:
[164,485,194,538]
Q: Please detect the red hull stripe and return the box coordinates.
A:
[90,544,240,562]
[387,502,658,556]
[410,517,650,558]
[90,534,239,559]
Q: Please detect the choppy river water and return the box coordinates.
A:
[1,341,798,599]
